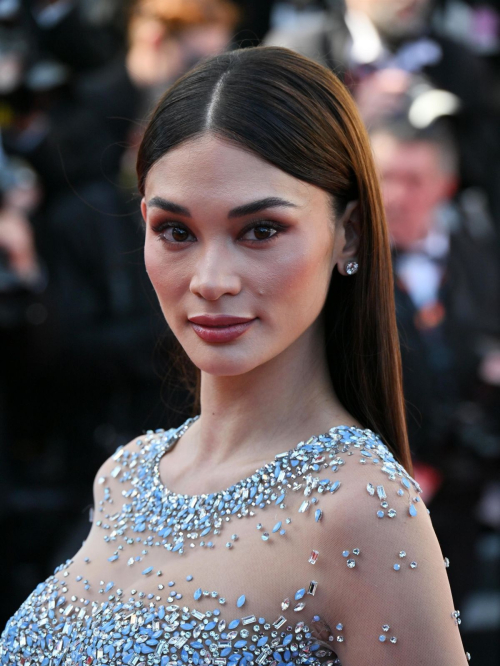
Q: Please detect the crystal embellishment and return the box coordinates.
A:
[0,417,444,666]
[308,550,319,564]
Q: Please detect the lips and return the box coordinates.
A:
[188,314,256,343]
[188,314,255,326]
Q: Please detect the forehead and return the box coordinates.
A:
[143,134,325,210]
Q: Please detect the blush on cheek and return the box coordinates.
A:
[269,248,330,315]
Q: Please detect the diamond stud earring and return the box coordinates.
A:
[345,261,359,275]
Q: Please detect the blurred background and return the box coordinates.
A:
[0,0,499,661]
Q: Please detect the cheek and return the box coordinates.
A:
[144,240,187,312]
[260,243,332,322]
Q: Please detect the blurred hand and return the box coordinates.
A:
[0,207,40,284]
[354,68,411,125]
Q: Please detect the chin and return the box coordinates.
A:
[186,348,269,378]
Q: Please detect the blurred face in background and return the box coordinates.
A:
[371,131,456,249]
[346,0,430,39]
[128,0,238,70]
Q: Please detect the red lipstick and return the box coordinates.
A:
[188,315,256,343]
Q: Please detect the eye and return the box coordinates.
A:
[240,222,284,243]
[154,223,196,244]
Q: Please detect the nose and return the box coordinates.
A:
[189,243,242,301]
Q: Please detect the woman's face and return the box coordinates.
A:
[142,135,353,377]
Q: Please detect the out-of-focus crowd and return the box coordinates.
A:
[0,0,499,660]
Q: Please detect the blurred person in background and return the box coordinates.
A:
[77,0,240,187]
[370,113,500,648]
[0,0,239,627]
[265,0,500,232]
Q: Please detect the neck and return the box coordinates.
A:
[184,320,357,470]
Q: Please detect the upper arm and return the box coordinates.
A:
[312,461,470,665]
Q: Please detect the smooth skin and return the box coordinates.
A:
[141,134,361,496]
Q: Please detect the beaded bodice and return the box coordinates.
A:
[0,417,470,665]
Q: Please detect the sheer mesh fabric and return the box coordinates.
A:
[0,420,470,665]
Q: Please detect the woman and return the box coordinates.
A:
[0,46,470,665]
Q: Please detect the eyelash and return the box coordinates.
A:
[152,220,287,246]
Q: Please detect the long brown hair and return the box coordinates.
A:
[137,46,413,475]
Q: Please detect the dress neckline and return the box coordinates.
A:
[152,415,361,501]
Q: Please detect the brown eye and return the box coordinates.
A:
[242,224,280,242]
[157,224,195,243]
[170,227,189,242]
[253,226,275,240]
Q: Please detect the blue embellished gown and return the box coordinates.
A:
[0,416,470,665]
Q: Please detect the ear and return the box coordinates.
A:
[337,200,361,276]
[141,197,147,224]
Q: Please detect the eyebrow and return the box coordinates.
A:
[147,196,298,218]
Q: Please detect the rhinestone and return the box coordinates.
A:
[2,416,411,665]
[387,509,396,518]
[399,551,406,558]
[393,564,400,571]
[410,561,417,569]
[336,623,343,631]
[390,636,397,644]
[346,559,356,568]
[308,550,319,564]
